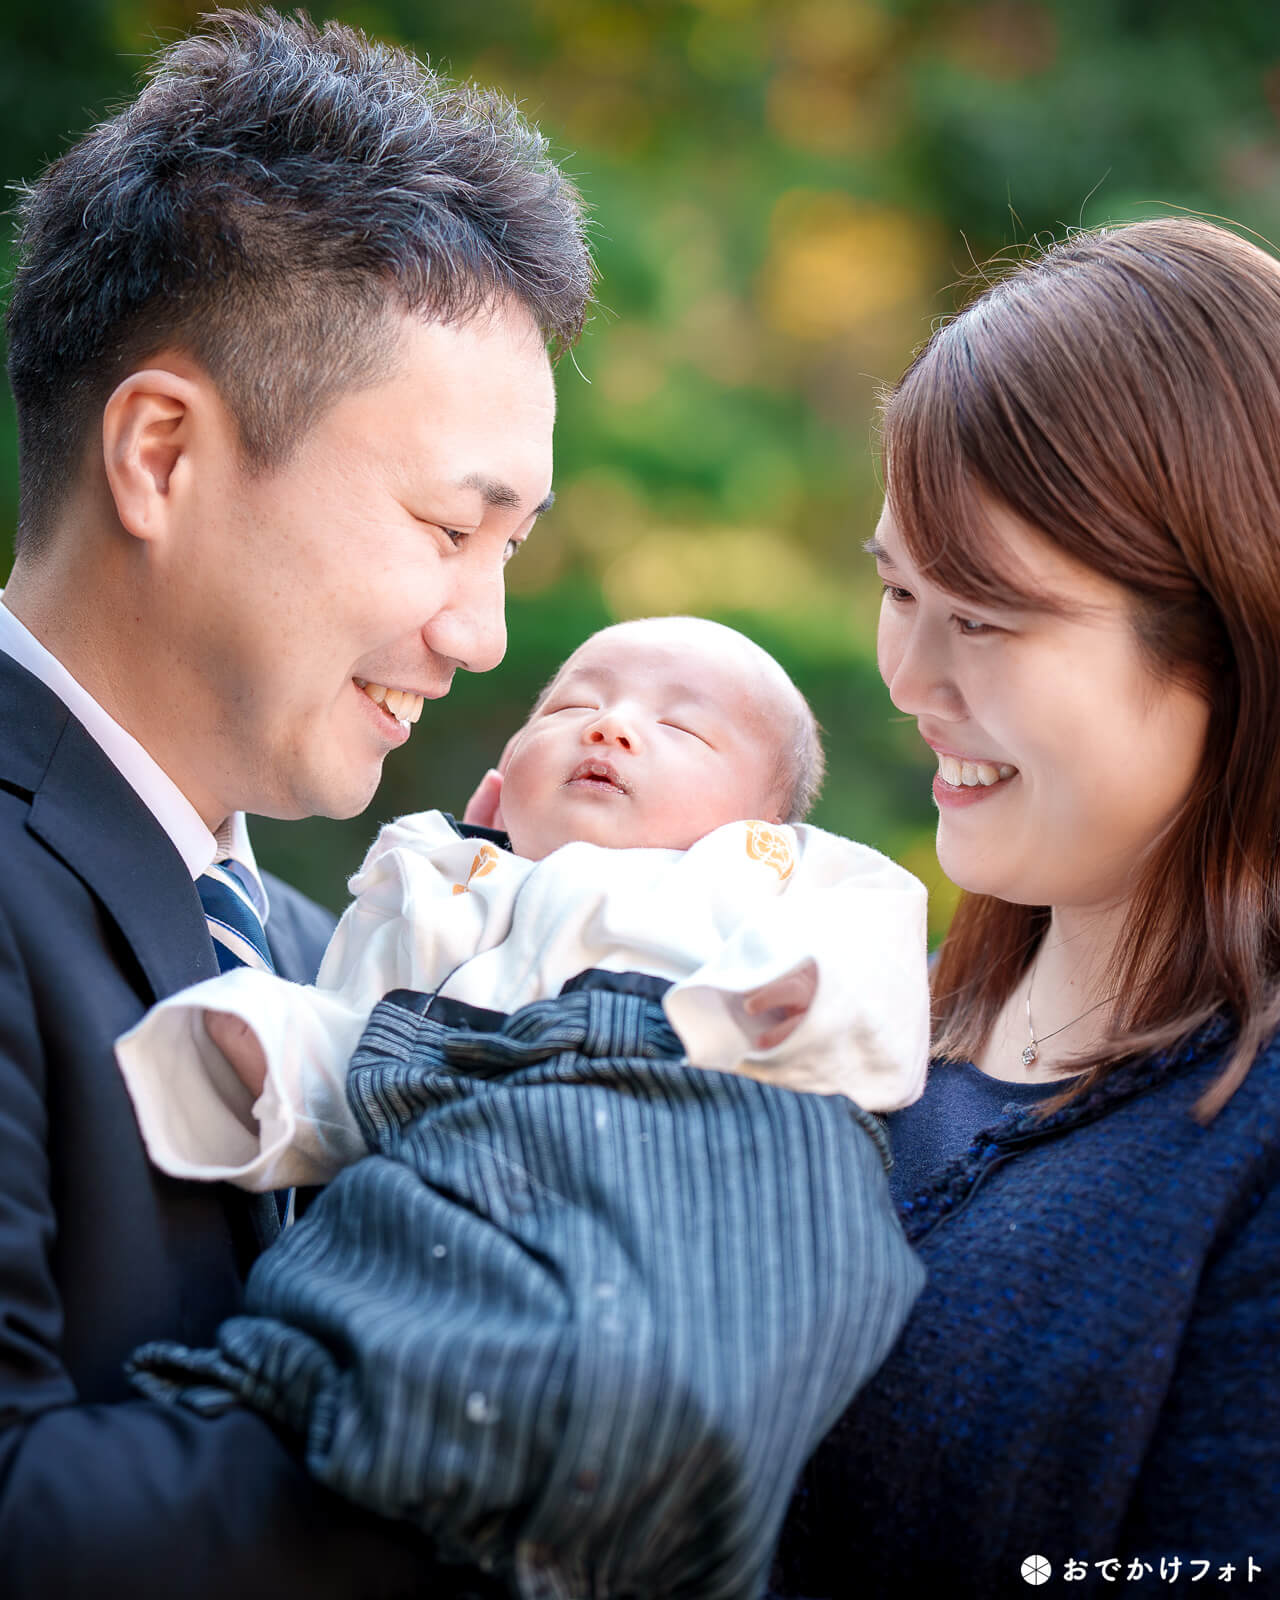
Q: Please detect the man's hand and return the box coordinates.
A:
[204,1010,269,1098]
[740,959,819,1051]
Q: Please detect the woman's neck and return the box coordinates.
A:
[972,901,1129,1084]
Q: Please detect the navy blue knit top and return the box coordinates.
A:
[774,1021,1280,1598]
[885,1059,1062,1205]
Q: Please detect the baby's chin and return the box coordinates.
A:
[505,822,677,861]
[503,808,743,861]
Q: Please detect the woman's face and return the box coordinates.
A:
[872,499,1211,913]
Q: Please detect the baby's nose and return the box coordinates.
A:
[587,714,635,751]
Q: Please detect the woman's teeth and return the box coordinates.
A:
[937,753,1016,788]
[356,680,424,726]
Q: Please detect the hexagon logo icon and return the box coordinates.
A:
[1021,1554,1052,1585]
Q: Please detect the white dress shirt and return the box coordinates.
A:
[0,594,267,916]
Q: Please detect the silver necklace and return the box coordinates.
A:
[1022,966,1116,1067]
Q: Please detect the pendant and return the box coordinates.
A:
[1021,1042,1039,1066]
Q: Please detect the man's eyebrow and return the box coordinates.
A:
[460,473,555,516]
[863,536,895,565]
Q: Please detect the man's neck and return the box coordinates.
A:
[6,551,121,713]
[6,555,230,833]
[0,578,234,876]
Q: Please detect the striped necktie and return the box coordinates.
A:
[197,859,291,1226]
[198,860,274,974]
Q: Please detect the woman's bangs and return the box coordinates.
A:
[884,347,1060,614]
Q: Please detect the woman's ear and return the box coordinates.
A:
[101,365,203,543]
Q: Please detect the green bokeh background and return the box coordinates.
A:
[5,0,1280,927]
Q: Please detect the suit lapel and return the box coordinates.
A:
[262,891,305,983]
[3,651,280,1246]
[1,652,219,1003]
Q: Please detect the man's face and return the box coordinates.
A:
[155,303,555,825]
[498,618,786,860]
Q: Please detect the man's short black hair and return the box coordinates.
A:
[5,8,592,550]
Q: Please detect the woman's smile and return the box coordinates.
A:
[927,743,1019,808]
[874,500,1210,912]
[932,761,1019,809]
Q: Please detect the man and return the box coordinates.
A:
[0,12,588,1594]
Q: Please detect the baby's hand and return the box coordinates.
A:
[204,1010,268,1098]
[740,959,819,1052]
[462,768,504,829]
[461,731,518,829]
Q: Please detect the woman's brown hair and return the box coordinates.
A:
[883,218,1280,1117]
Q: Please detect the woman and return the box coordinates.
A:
[772,218,1280,1595]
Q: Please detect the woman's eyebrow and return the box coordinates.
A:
[863,536,896,566]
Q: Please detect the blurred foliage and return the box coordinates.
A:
[5,0,1280,934]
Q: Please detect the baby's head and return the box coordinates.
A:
[496,616,823,860]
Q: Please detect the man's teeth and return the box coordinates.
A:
[937,753,1016,788]
[357,681,424,725]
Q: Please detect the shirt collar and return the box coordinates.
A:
[0,595,268,916]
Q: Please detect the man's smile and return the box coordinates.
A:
[355,678,426,728]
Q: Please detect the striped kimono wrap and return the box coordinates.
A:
[132,977,923,1600]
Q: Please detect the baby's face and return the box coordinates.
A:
[499,620,785,860]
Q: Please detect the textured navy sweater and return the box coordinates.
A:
[885,1058,1062,1203]
[772,1019,1280,1597]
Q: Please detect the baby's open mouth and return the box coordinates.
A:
[356,678,425,728]
[566,758,629,794]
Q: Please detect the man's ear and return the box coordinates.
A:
[101,365,206,543]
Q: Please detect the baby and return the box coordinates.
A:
[119,615,928,1185]
[118,616,928,1600]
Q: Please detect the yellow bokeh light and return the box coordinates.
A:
[779,0,893,71]
[601,525,839,620]
[760,190,939,340]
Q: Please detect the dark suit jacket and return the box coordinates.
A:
[0,651,497,1597]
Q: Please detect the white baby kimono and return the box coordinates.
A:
[116,811,930,1192]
